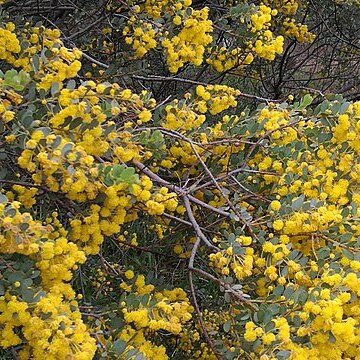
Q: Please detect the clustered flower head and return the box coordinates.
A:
[162,7,213,72]
[282,18,316,43]
[206,46,254,73]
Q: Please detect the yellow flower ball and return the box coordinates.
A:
[124,270,135,279]
[270,200,281,211]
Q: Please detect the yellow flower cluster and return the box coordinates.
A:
[250,5,275,32]
[168,140,198,165]
[10,185,38,208]
[123,19,157,58]
[206,0,314,68]
[242,4,286,61]
[252,33,284,61]
[0,101,15,123]
[195,84,241,115]
[36,53,82,91]
[0,23,21,63]
[282,18,315,43]
[0,22,82,90]
[0,291,96,359]
[160,88,240,169]
[206,46,254,73]
[129,0,205,66]
[115,275,193,359]
[257,106,297,144]
[0,198,95,359]
[0,200,46,255]
[162,7,213,72]
[244,317,290,346]
[263,0,299,15]
[209,250,231,275]
[276,205,343,235]
[208,237,256,280]
[142,0,192,19]
[332,112,360,155]
[176,308,235,359]
[279,288,360,358]
[162,100,206,130]
[67,167,174,254]
[37,238,86,287]
[146,186,178,215]
[0,79,23,123]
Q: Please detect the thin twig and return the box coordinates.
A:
[189,267,257,310]
[10,348,20,360]
[230,175,270,203]
[81,52,109,69]
[190,168,280,194]
[0,179,46,189]
[133,161,231,218]
[131,75,274,102]
[163,211,216,235]
[134,127,259,147]
[183,196,219,251]
[187,139,246,225]
[188,237,223,360]
[117,239,179,257]
[65,13,105,41]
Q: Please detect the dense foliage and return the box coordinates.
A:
[0,0,360,359]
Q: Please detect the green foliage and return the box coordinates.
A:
[2,69,30,91]
[99,164,140,186]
